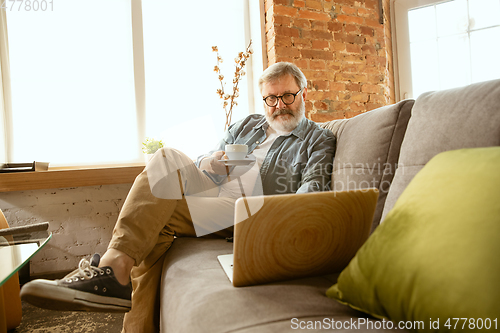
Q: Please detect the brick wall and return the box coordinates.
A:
[264,0,395,121]
[0,184,131,275]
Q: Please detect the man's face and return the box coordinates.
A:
[261,74,307,132]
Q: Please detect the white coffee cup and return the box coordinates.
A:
[225,144,248,160]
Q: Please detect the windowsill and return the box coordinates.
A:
[0,164,145,192]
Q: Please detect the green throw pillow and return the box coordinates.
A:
[327,147,500,332]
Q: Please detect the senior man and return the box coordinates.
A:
[21,62,336,332]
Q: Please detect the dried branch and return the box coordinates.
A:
[212,40,253,131]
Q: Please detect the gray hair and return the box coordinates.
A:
[258,62,307,92]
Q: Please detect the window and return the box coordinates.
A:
[0,0,265,166]
[393,0,500,100]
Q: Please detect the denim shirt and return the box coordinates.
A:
[196,114,336,195]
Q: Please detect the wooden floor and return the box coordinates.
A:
[10,302,125,333]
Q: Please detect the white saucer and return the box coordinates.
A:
[218,158,255,166]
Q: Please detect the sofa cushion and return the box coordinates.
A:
[160,238,401,333]
[382,79,500,220]
[326,147,500,327]
[321,99,413,231]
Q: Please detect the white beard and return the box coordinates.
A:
[266,98,306,132]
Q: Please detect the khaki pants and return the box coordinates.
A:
[108,148,233,332]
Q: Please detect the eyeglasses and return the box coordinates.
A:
[263,88,304,107]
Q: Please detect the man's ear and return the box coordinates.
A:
[302,87,308,100]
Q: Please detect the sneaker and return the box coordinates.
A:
[20,254,132,312]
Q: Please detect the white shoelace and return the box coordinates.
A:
[64,258,107,283]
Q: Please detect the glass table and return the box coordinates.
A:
[0,227,52,287]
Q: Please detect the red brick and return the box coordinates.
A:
[335,73,368,83]
[310,60,327,70]
[336,14,364,25]
[301,49,334,60]
[368,74,385,84]
[275,15,292,26]
[324,90,343,102]
[358,7,376,18]
[365,0,379,10]
[313,100,330,111]
[365,18,382,28]
[327,61,342,71]
[312,40,330,50]
[311,80,329,90]
[294,0,306,7]
[276,46,301,58]
[293,18,311,29]
[305,101,314,111]
[330,41,346,51]
[369,94,387,104]
[275,26,300,38]
[275,35,292,47]
[330,82,346,91]
[310,111,344,122]
[328,22,343,32]
[336,54,365,63]
[299,10,331,21]
[350,102,366,112]
[330,101,350,111]
[345,24,360,34]
[305,0,323,11]
[362,44,377,55]
[350,92,369,102]
[302,30,333,40]
[335,0,356,6]
[308,91,326,100]
[293,59,309,69]
[341,6,357,15]
[366,55,386,67]
[293,38,311,47]
[311,21,327,30]
[345,34,366,44]
[334,32,346,42]
[366,103,384,111]
[343,63,366,72]
[274,0,294,5]
[274,4,299,17]
[374,26,385,37]
[346,44,362,54]
[306,70,331,80]
[361,84,382,94]
[277,55,294,63]
[346,83,361,91]
[360,26,374,37]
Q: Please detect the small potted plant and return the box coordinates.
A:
[142,137,164,163]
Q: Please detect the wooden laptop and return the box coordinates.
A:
[217,188,379,287]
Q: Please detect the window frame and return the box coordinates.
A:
[392,0,442,101]
[392,0,500,101]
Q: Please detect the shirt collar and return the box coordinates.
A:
[290,117,308,140]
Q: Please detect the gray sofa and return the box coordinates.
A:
[159,79,500,332]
